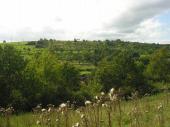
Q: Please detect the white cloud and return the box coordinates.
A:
[124,18,162,42]
[0,0,170,43]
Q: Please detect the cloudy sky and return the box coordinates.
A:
[0,0,170,43]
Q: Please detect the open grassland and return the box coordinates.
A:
[0,92,170,127]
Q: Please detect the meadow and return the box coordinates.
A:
[0,90,170,127]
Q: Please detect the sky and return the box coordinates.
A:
[0,0,170,43]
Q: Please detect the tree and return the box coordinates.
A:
[0,45,27,106]
[95,50,149,94]
[146,48,170,82]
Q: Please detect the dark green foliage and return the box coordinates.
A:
[146,48,170,82]
[0,46,81,111]
[0,40,170,111]
[35,38,49,48]
[0,45,27,107]
[95,50,150,94]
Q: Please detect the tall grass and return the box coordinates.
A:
[0,89,170,127]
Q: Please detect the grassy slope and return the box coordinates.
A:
[2,42,96,75]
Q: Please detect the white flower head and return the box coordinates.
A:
[36,120,41,125]
[101,92,105,96]
[110,88,115,94]
[41,108,46,112]
[85,100,92,106]
[60,103,67,108]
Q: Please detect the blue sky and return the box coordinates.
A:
[0,0,170,43]
[158,11,170,25]
[155,11,170,42]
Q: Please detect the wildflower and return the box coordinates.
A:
[110,88,115,94]
[72,122,80,127]
[93,103,98,107]
[5,107,14,115]
[75,122,80,127]
[47,118,51,122]
[144,93,150,97]
[110,94,117,101]
[36,120,41,125]
[60,103,67,108]
[157,103,163,111]
[41,108,46,112]
[101,92,105,96]
[94,96,99,100]
[81,114,85,119]
[102,103,108,107]
[0,107,5,114]
[33,104,42,113]
[48,107,52,112]
[97,100,101,104]
[37,104,42,109]
[85,100,92,106]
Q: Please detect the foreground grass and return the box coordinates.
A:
[0,92,170,127]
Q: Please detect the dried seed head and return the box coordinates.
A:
[81,114,85,119]
[97,100,101,104]
[60,103,67,108]
[75,122,80,127]
[76,109,81,114]
[72,122,80,127]
[36,120,41,125]
[94,96,99,100]
[47,118,51,122]
[101,92,105,96]
[85,100,92,106]
[48,107,52,112]
[41,108,46,112]
[110,88,115,94]
[102,103,108,108]
[110,94,118,101]
[157,103,163,111]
